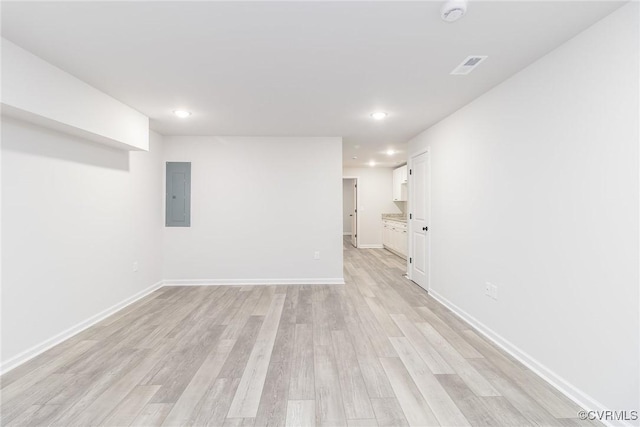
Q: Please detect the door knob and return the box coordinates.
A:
[422,226,428,231]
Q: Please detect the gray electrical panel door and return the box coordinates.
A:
[166,162,191,227]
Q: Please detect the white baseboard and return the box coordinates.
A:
[428,289,631,427]
[163,278,345,286]
[358,244,384,249]
[0,280,164,375]
[382,245,407,260]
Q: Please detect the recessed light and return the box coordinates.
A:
[173,110,192,118]
[386,149,395,156]
[369,161,376,167]
[370,112,388,120]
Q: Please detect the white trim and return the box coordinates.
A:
[357,244,384,249]
[0,280,164,375]
[163,278,345,286]
[382,245,407,260]
[428,289,629,427]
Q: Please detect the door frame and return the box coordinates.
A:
[406,149,431,290]
[342,176,360,248]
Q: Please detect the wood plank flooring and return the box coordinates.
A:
[0,238,594,426]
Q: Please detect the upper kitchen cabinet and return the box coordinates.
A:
[392,165,408,202]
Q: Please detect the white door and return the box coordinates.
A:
[351,180,357,248]
[409,151,429,290]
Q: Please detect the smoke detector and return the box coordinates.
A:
[441,0,468,23]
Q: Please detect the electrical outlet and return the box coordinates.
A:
[491,284,498,300]
[485,282,491,296]
[132,262,138,272]
[314,251,320,260]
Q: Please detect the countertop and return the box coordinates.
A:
[382,214,407,223]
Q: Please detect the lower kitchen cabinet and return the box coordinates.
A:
[382,219,407,259]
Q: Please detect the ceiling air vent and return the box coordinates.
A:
[450,55,488,75]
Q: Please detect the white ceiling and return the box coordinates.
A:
[1,1,624,167]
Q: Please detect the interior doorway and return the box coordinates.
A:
[342,177,359,248]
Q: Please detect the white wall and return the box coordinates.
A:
[408,3,638,419]
[1,117,165,370]
[163,136,343,284]
[343,179,354,234]
[1,39,149,151]
[343,167,403,247]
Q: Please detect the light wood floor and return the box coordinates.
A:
[1,238,595,427]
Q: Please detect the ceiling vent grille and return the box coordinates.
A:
[450,55,488,75]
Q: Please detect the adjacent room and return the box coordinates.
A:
[1,1,638,426]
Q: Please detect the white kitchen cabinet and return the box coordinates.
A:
[399,226,407,255]
[392,165,408,202]
[382,221,391,247]
[382,219,407,259]
[382,223,389,247]
[391,228,400,252]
